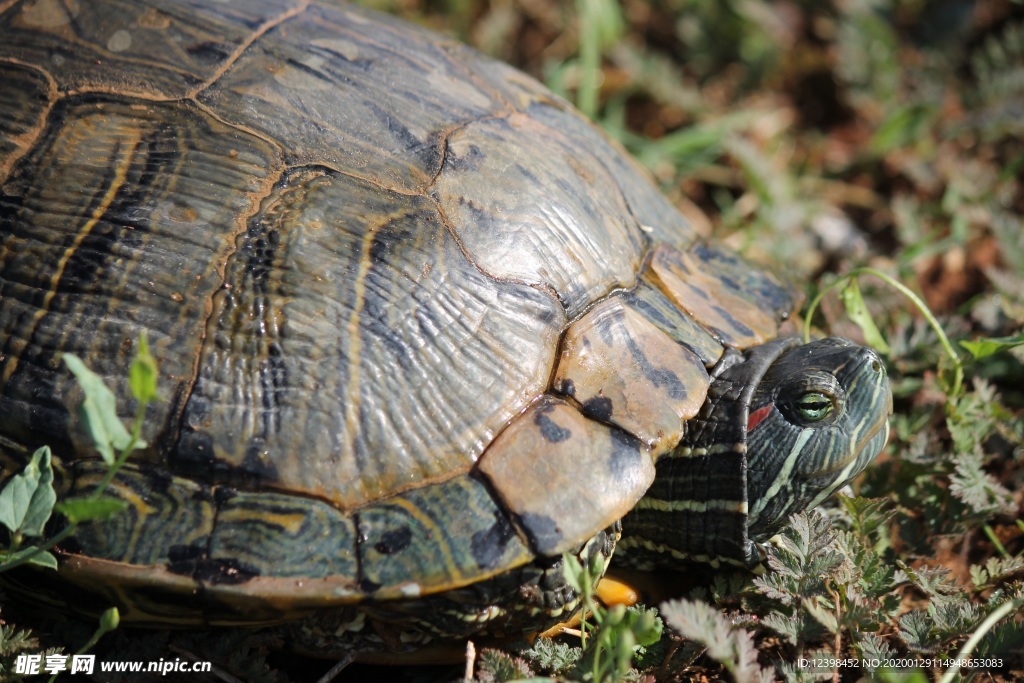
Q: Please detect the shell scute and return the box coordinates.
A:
[524,104,699,251]
[196,2,505,189]
[433,113,646,318]
[210,490,358,582]
[172,167,563,510]
[0,95,280,462]
[690,244,800,323]
[645,244,781,349]
[356,473,532,601]
[66,462,215,567]
[621,281,724,366]
[0,62,53,178]
[554,297,710,455]
[477,397,653,556]
[0,0,305,98]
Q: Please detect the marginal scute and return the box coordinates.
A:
[644,244,780,349]
[478,397,653,556]
[433,113,645,318]
[357,474,533,600]
[621,281,724,366]
[690,244,800,322]
[67,462,215,566]
[554,297,710,455]
[209,490,358,582]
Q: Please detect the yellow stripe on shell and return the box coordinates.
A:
[4,127,142,383]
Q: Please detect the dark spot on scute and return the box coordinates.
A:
[608,429,643,479]
[623,333,689,401]
[624,291,671,328]
[185,40,233,65]
[596,309,624,346]
[374,526,412,555]
[711,303,755,338]
[174,423,217,470]
[168,544,204,561]
[583,396,613,422]
[213,486,238,505]
[519,512,562,555]
[166,543,206,577]
[446,143,485,172]
[242,439,280,481]
[534,408,571,443]
[367,224,393,264]
[558,378,576,397]
[719,274,741,292]
[193,558,260,585]
[145,468,174,494]
[470,512,516,570]
[694,244,738,266]
[358,577,383,594]
[309,41,373,70]
[366,101,439,172]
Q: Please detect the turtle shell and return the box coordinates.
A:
[0,0,798,624]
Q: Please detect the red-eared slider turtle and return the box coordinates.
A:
[0,0,892,657]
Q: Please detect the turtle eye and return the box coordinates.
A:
[775,371,844,426]
[796,391,834,421]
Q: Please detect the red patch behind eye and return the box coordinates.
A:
[747,403,774,432]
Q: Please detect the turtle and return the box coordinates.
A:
[0,0,892,659]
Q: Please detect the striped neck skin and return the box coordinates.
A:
[617,337,892,571]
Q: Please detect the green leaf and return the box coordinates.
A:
[869,103,936,154]
[623,605,662,647]
[523,637,582,675]
[0,545,58,570]
[898,610,935,652]
[802,596,839,634]
[63,353,135,464]
[0,446,56,538]
[475,648,534,682]
[855,631,898,672]
[840,278,891,353]
[948,446,1015,516]
[129,332,158,404]
[55,496,128,524]
[959,334,1024,360]
[661,598,773,683]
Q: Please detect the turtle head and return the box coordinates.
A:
[744,337,893,542]
[618,336,891,571]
